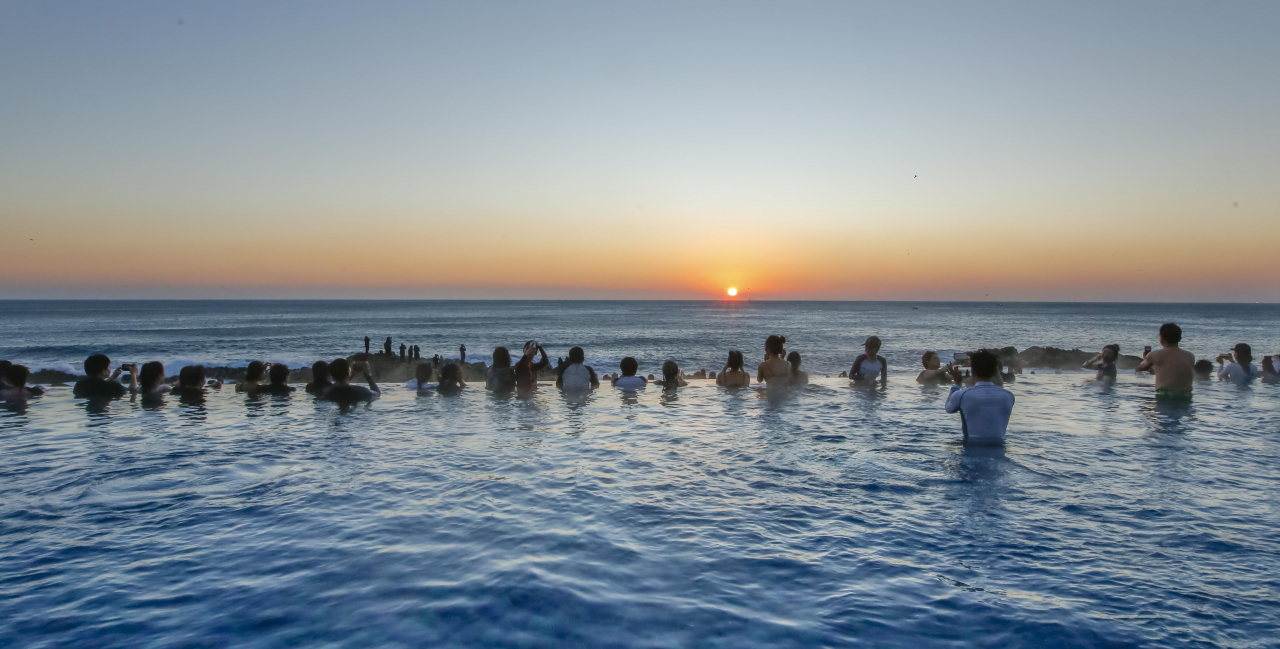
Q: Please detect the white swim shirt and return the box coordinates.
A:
[1218,362,1256,382]
[613,375,647,390]
[945,381,1015,442]
[561,364,593,391]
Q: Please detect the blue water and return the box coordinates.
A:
[2,301,1279,648]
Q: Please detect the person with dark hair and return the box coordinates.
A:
[383,337,393,356]
[1193,359,1215,381]
[654,360,688,389]
[1083,344,1121,382]
[171,365,216,397]
[850,336,888,382]
[399,343,407,362]
[135,361,169,397]
[436,363,465,394]
[787,351,809,386]
[757,335,792,387]
[413,345,420,360]
[73,354,129,399]
[306,361,332,395]
[944,349,1015,443]
[323,358,379,405]
[364,336,371,355]
[406,363,435,390]
[1216,343,1256,382]
[515,341,550,393]
[716,350,751,387]
[486,347,516,391]
[916,351,950,384]
[1136,323,1195,395]
[556,346,599,392]
[612,357,647,390]
[0,365,43,402]
[236,361,267,393]
[0,360,12,389]
[257,363,296,396]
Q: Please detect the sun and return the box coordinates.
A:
[727,287,738,297]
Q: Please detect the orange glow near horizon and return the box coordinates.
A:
[727,288,738,297]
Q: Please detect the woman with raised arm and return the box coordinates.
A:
[716,350,751,388]
[756,335,792,388]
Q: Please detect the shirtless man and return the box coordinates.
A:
[1135,323,1195,395]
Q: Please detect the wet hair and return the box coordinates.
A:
[85,354,111,376]
[921,351,939,367]
[245,361,266,383]
[6,364,29,387]
[492,347,511,368]
[1159,323,1182,345]
[139,361,165,389]
[269,363,290,385]
[662,361,679,382]
[416,363,434,383]
[178,365,206,389]
[727,350,744,371]
[970,350,999,379]
[1103,344,1120,357]
[620,357,638,376]
[0,360,11,379]
[439,363,461,384]
[765,335,787,356]
[1193,359,1214,376]
[311,360,329,383]
[568,346,585,364]
[1233,343,1253,365]
[329,358,351,381]
[865,336,882,352]
[787,351,802,377]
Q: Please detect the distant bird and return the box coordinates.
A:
[914,175,917,178]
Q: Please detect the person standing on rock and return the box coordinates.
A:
[384,337,393,356]
[364,336,371,355]
[459,344,466,364]
[399,343,407,362]
[1135,323,1195,397]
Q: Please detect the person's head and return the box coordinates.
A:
[6,364,30,388]
[492,346,511,368]
[329,358,351,382]
[269,363,290,386]
[865,336,882,356]
[970,349,999,380]
[1193,359,1214,379]
[620,357,638,377]
[787,351,802,376]
[1159,323,1182,346]
[727,350,744,371]
[522,341,538,358]
[178,365,206,389]
[1232,343,1252,365]
[439,363,461,385]
[84,354,111,378]
[1102,344,1120,363]
[921,351,940,370]
[416,363,434,384]
[765,335,787,357]
[245,361,266,383]
[568,346,585,364]
[139,361,165,389]
[311,360,329,383]
[662,360,679,382]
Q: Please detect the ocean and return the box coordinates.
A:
[2,300,1278,647]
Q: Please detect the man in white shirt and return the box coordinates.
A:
[945,349,1015,443]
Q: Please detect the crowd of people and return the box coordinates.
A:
[1,323,1275,444]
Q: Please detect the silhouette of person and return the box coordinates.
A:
[364,336,371,355]
[460,344,466,363]
[384,337,393,356]
[400,343,407,362]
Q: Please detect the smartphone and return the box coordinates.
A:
[1143,345,1151,356]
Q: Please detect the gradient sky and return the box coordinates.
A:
[2,1,1277,301]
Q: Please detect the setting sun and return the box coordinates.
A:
[727,287,738,297]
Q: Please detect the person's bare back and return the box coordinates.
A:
[1138,346,1195,392]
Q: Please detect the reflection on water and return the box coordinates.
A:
[0,375,1277,648]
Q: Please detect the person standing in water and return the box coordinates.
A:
[1216,343,1256,383]
[716,350,751,388]
[612,357,648,390]
[556,346,599,392]
[73,354,130,400]
[655,361,688,389]
[850,336,888,383]
[787,351,809,386]
[945,349,1015,443]
[1083,344,1121,382]
[0,365,43,402]
[306,360,332,395]
[1135,323,1195,396]
[514,341,550,392]
[323,358,380,404]
[916,351,951,384]
[487,347,516,391]
[135,361,170,398]
[757,335,792,387]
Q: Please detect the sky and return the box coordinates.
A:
[1,1,1277,301]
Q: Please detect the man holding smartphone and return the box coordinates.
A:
[1135,323,1195,396]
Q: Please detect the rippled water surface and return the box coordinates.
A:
[2,301,1279,648]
